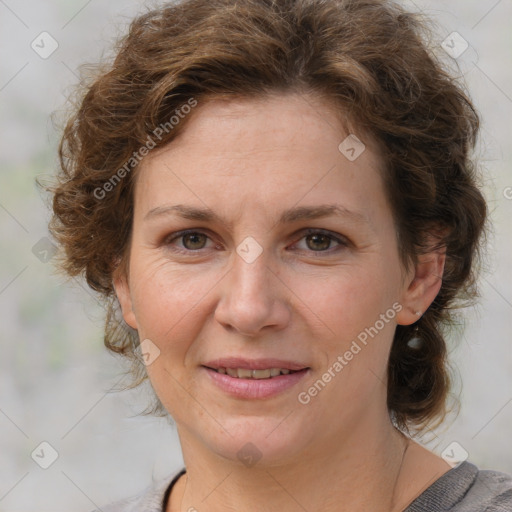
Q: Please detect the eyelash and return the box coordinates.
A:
[163,228,349,255]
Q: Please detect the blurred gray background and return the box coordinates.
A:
[0,0,511,510]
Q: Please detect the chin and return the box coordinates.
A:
[194,412,318,468]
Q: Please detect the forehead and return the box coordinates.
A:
[134,93,387,225]
[153,93,372,157]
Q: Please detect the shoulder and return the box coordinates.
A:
[462,466,512,512]
[405,461,512,512]
[90,472,181,512]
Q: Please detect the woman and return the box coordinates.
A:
[49,0,512,510]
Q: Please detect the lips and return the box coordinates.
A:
[202,357,310,399]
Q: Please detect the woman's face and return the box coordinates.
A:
[115,94,433,464]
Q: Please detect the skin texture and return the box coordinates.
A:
[115,93,450,512]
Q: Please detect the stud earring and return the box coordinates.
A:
[415,311,422,316]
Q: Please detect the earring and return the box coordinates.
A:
[407,335,422,349]
[415,311,422,317]
[407,322,423,349]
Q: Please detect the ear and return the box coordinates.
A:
[113,271,138,330]
[396,245,446,326]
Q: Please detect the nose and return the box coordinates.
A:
[214,250,291,337]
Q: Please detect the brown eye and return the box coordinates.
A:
[291,229,348,254]
[305,233,332,251]
[181,232,208,250]
[164,230,214,252]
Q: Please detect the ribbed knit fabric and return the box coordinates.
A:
[95,461,512,512]
[404,461,512,511]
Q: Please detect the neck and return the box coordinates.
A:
[171,418,411,512]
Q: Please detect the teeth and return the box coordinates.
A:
[252,369,271,379]
[214,367,298,379]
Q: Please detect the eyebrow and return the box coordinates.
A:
[144,203,370,228]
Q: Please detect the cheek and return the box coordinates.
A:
[129,261,219,411]
[291,264,401,398]
[129,257,218,347]
[291,264,395,338]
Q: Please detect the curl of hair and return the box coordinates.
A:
[50,0,487,430]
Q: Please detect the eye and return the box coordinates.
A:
[164,230,216,252]
[163,228,348,255]
[291,229,348,253]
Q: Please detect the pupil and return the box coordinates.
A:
[184,233,206,249]
[307,234,330,251]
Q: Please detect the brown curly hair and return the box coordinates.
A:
[50,0,487,433]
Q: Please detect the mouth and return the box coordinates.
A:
[201,358,310,399]
[204,367,302,379]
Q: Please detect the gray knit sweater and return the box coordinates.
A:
[95,461,512,511]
